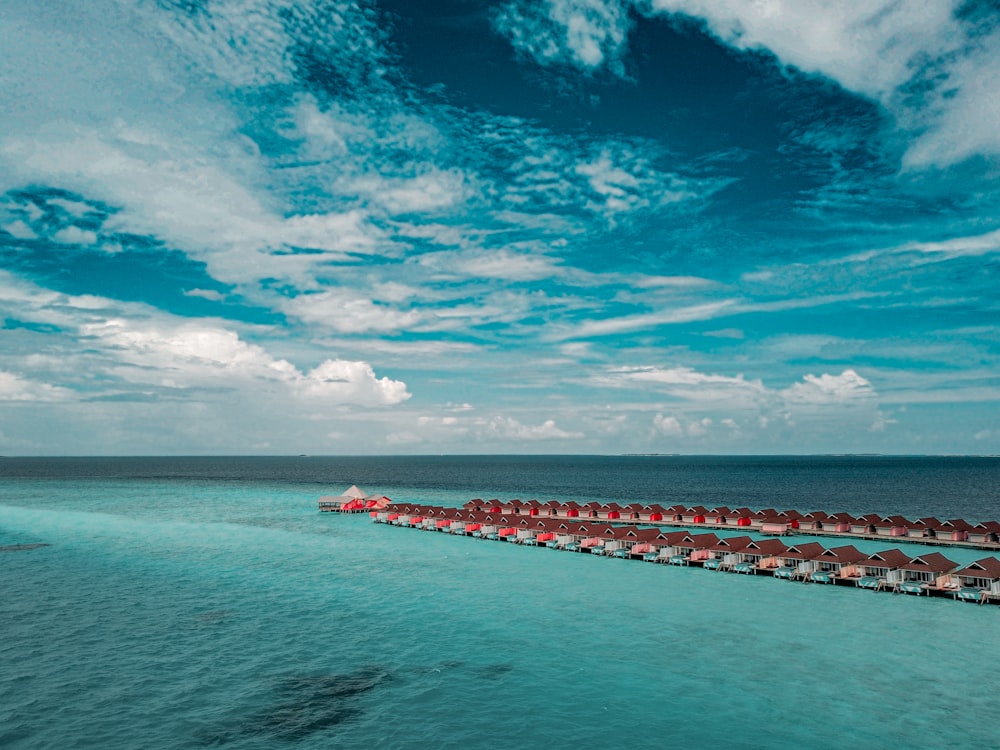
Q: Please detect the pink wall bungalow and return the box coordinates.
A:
[774,542,826,578]
[896,552,959,593]
[858,548,912,588]
[809,545,867,582]
[798,511,832,531]
[734,538,789,572]
[672,532,721,562]
[622,527,665,556]
[931,519,973,542]
[826,512,855,533]
[703,535,753,569]
[968,521,1000,544]
[875,516,912,537]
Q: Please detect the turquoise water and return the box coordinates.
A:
[2,459,999,749]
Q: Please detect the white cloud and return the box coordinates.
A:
[184,288,226,302]
[781,369,875,404]
[653,413,683,436]
[554,300,737,339]
[282,290,423,334]
[51,226,98,245]
[0,371,72,402]
[488,415,583,440]
[493,0,633,74]
[416,248,563,282]
[896,228,1000,259]
[495,0,1000,167]
[82,318,410,406]
[2,220,37,239]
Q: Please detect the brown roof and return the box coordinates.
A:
[861,548,912,569]
[935,518,974,531]
[744,539,789,556]
[900,553,959,574]
[972,520,1000,532]
[811,545,866,564]
[780,542,826,560]
[708,535,753,553]
[674,532,720,549]
[956,557,1000,580]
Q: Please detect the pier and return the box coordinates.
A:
[366,500,1000,606]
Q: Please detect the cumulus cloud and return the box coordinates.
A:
[781,369,875,404]
[82,319,410,406]
[653,413,683,436]
[51,226,98,245]
[0,371,72,402]
[488,416,583,440]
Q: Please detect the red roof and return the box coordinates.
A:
[956,557,1000,580]
[900,553,959,574]
[811,545,866,564]
[780,542,825,560]
[708,535,753,553]
[744,539,789,556]
[861,549,911,569]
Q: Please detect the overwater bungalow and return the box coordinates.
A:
[954,558,1000,601]
[826,512,855,533]
[809,545,866,583]
[775,542,826,579]
[850,514,881,535]
[895,552,959,594]
[932,519,973,542]
[562,501,581,518]
[875,516,911,538]
[665,504,687,523]
[599,503,624,521]
[798,511,830,531]
[909,517,941,538]
[858,548,912,589]
[704,535,753,570]
[968,521,1000,545]
[672,532,720,563]
[740,538,789,572]
[731,507,755,528]
[702,506,728,525]
[677,506,708,525]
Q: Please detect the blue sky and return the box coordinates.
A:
[1,0,998,455]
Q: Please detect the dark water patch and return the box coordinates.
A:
[470,663,515,680]
[195,609,233,625]
[0,543,51,552]
[198,665,393,745]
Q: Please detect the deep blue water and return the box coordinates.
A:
[2,456,1000,749]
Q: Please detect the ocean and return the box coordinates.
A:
[2,455,999,749]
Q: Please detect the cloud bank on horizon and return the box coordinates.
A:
[0,0,998,455]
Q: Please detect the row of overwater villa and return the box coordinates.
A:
[369,500,1000,605]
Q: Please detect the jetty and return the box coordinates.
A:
[318,485,392,513]
[366,499,1000,606]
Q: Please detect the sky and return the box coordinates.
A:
[1,0,999,456]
